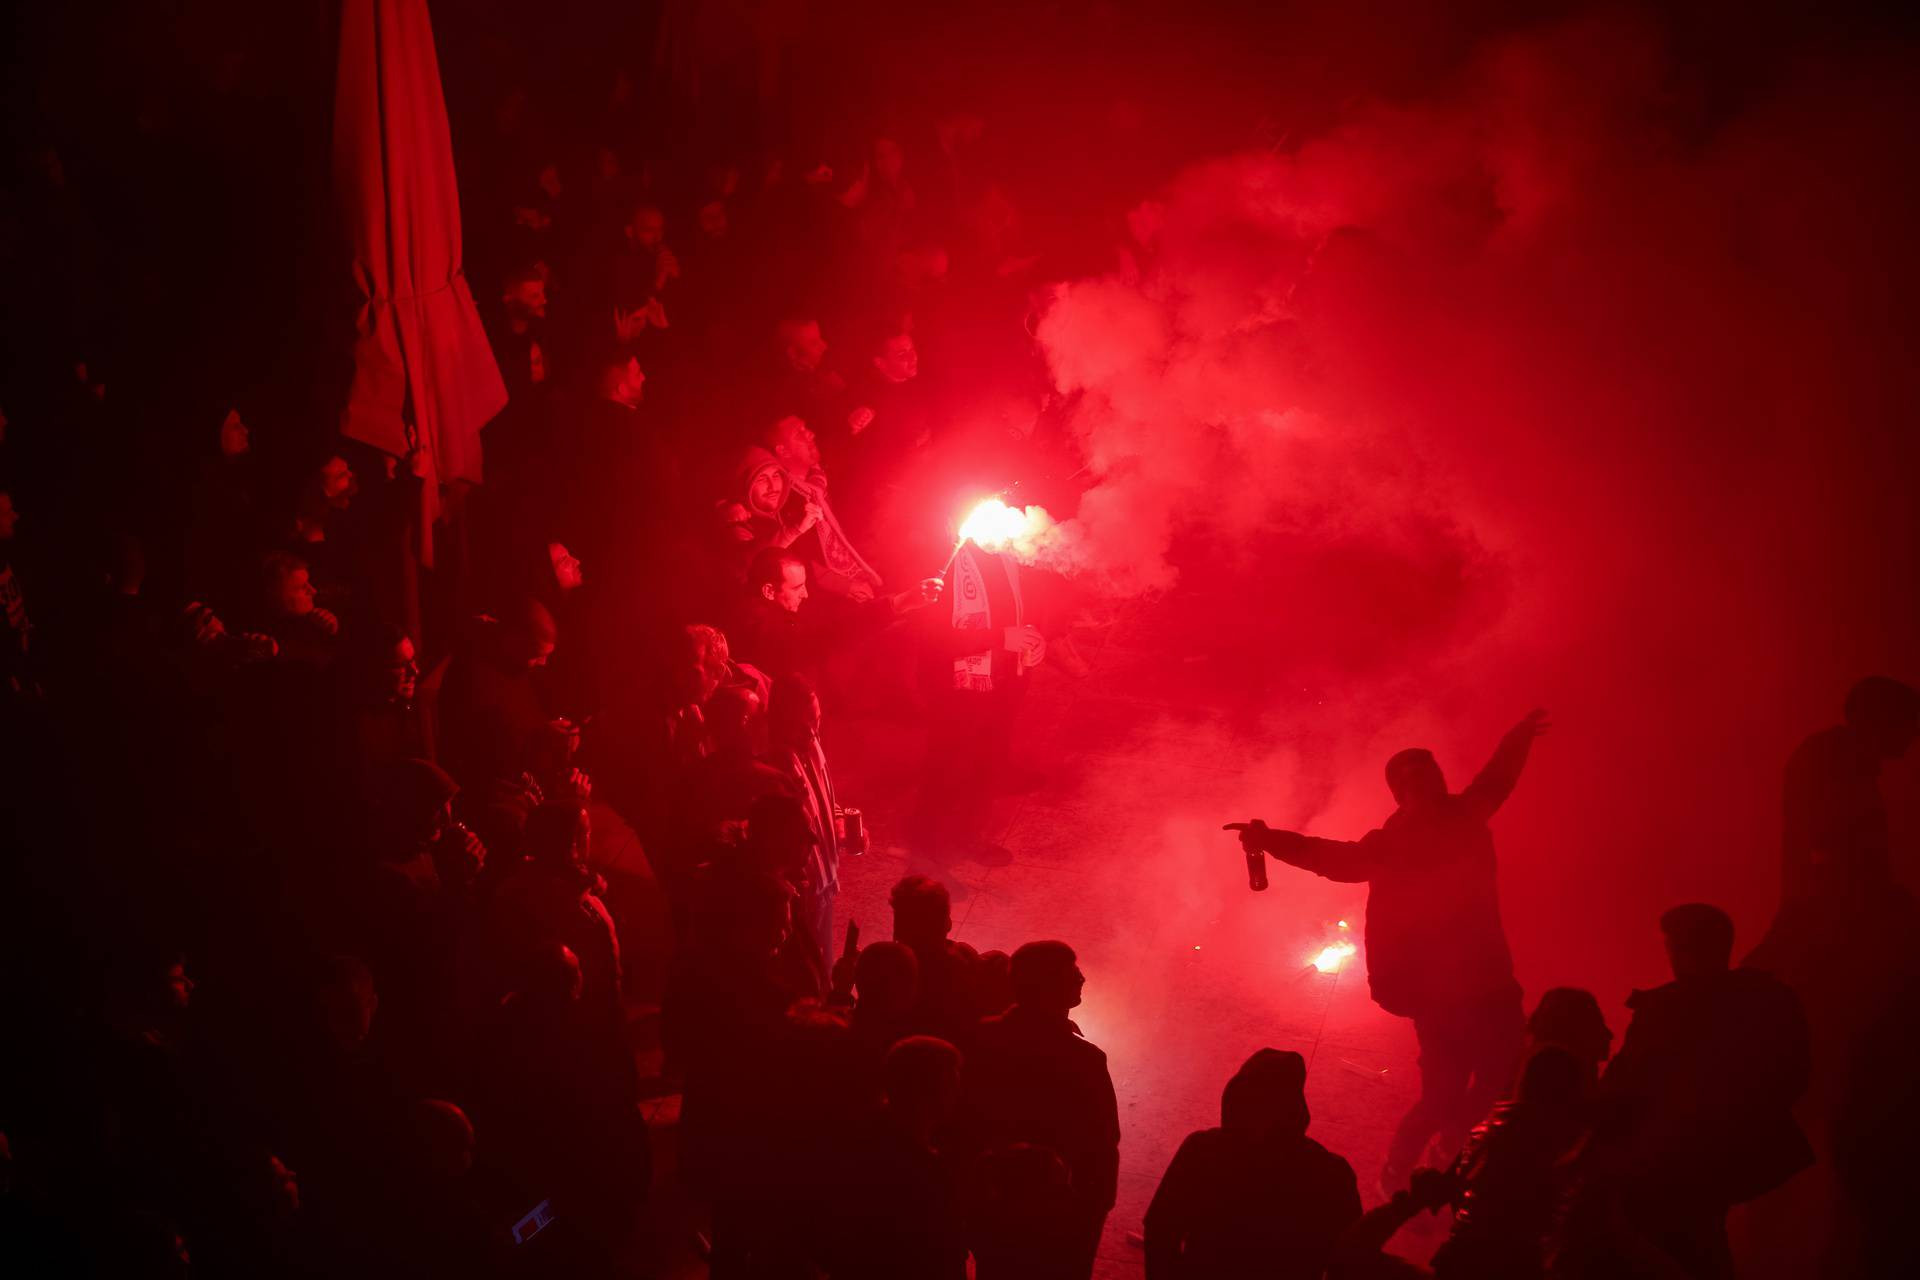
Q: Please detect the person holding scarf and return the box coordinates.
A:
[912,534,1045,865]
[734,444,820,561]
[766,415,886,602]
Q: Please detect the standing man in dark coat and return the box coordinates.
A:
[1601,904,1811,1279]
[964,941,1119,1280]
[1742,676,1918,1277]
[1229,708,1548,1190]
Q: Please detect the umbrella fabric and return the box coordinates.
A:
[334,0,505,566]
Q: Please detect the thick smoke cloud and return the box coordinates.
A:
[1028,8,1920,995]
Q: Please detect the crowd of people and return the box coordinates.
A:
[3,24,1917,1280]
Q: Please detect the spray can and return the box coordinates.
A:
[840,806,867,855]
[1245,846,1268,892]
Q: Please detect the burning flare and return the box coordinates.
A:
[1311,940,1358,974]
[957,497,1033,552]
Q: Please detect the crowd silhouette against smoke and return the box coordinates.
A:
[2,1,1917,1277]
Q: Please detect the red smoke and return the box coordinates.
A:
[1031,8,1920,1003]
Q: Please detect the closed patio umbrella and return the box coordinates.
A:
[334,0,504,570]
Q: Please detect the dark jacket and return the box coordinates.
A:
[1271,732,1532,1016]
[964,1006,1121,1214]
[1601,967,1812,1206]
[1145,1127,1360,1280]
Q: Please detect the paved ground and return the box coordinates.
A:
[595,596,1444,1274]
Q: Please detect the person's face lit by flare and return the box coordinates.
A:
[770,416,821,471]
[765,562,809,613]
[547,542,584,591]
[504,277,547,321]
[219,409,250,458]
[276,566,317,617]
[319,456,356,510]
[783,320,827,373]
[610,357,646,408]
[747,465,787,516]
[874,333,918,383]
[698,199,728,240]
[629,206,665,249]
[382,635,419,704]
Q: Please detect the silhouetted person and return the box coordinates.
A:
[844,940,921,1086]
[964,941,1119,1280]
[913,538,1045,864]
[364,1099,502,1275]
[735,790,831,999]
[1777,675,1919,904]
[731,545,935,681]
[1329,1169,1456,1280]
[1743,678,1919,1277]
[338,622,435,776]
[1430,1047,1591,1280]
[966,1143,1085,1280]
[1601,904,1811,1279]
[1144,1048,1362,1280]
[1522,988,1613,1083]
[556,350,675,606]
[828,1036,970,1280]
[769,673,843,974]
[1230,709,1549,1188]
[439,599,576,793]
[469,941,648,1256]
[487,802,623,1028]
[890,874,1008,1041]
[357,759,486,1082]
[664,869,802,1276]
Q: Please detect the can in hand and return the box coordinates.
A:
[1245,846,1269,892]
[840,806,867,855]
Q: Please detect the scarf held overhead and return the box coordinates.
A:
[952,542,1022,693]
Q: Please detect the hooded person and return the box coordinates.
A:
[1144,1049,1362,1280]
[735,445,816,558]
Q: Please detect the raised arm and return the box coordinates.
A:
[1459,708,1550,822]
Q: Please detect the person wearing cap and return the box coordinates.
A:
[1145,1049,1361,1280]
